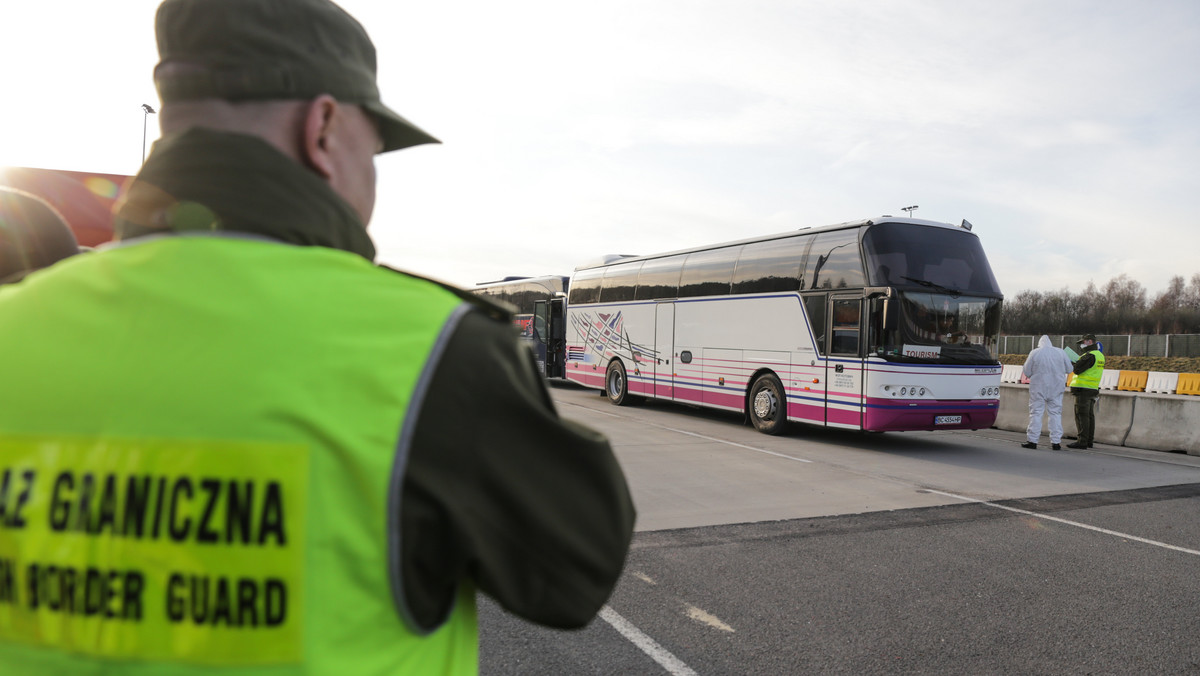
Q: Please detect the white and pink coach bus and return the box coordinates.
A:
[563,217,1004,434]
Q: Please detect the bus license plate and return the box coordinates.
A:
[935,415,962,425]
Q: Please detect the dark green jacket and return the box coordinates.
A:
[7,128,636,632]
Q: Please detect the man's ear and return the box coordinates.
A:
[300,94,340,179]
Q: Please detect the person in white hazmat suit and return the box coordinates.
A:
[1021,335,1075,450]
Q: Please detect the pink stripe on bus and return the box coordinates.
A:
[826,407,862,426]
[786,401,824,423]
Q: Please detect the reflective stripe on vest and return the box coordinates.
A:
[0,236,478,675]
[1070,349,1106,389]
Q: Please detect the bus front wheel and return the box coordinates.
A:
[749,374,788,435]
[606,360,634,406]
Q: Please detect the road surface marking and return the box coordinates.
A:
[600,606,699,676]
[568,403,813,464]
[654,424,814,463]
[927,489,1200,557]
[684,604,735,633]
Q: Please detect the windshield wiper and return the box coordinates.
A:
[901,276,962,297]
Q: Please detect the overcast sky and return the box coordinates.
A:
[3,1,1198,296]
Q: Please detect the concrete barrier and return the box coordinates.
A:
[1126,397,1200,453]
[1085,390,1138,445]
[996,386,1033,433]
[1001,365,1023,383]
[997,383,1200,455]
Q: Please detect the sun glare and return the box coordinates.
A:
[83,176,120,200]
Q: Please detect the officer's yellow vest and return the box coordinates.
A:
[0,236,477,675]
[1070,348,1106,389]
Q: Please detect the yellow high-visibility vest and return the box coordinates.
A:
[0,236,477,675]
[1070,348,1106,390]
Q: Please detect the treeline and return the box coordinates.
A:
[1003,273,1200,335]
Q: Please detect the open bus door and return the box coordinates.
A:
[533,297,566,379]
[825,294,865,429]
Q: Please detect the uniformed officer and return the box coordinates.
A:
[0,1,634,673]
[1066,333,1106,449]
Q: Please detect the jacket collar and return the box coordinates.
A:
[114,128,376,261]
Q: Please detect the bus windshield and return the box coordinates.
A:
[862,222,1001,296]
[872,292,1002,364]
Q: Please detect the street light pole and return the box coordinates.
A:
[141,103,157,163]
[901,205,919,218]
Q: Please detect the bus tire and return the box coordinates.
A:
[606,360,634,406]
[748,373,788,435]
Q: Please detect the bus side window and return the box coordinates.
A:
[678,247,741,298]
[830,298,861,356]
[806,230,865,290]
[568,268,604,305]
[803,294,827,355]
[599,261,643,303]
[731,237,807,294]
[634,256,685,301]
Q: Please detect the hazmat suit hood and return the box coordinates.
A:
[1022,335,1073,397]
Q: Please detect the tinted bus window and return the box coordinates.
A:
[473,276,567,317]
[568,268,605,305]
[599,261,643,303]
[804,293,827,355]
[732,236,809,294]
[831,298,861,356]
[475,281,551,314]
[861,222,1001,295]
[678,247,741,298]
[634,256,685,300]
[806,230,865,290]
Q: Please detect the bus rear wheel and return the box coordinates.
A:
[748,373,788,435]
[606,360,635,406]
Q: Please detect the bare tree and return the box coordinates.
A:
[1149,276,1186,333]
[1100,274,1147,333]
[1000,274,1200,337]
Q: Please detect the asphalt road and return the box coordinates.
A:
[479,382,1200,675]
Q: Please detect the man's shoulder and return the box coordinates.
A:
[378,264,513,323]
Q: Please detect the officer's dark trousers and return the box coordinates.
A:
[1072,387,1098,445]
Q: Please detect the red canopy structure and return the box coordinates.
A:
[0,167,131,247]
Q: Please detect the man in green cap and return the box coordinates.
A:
[0,1,634,674]
[1066,333,1105,449]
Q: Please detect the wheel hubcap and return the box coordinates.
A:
[753,388,777,420]
[610,372,624,397]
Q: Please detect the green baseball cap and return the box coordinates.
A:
[153,0,438,152]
